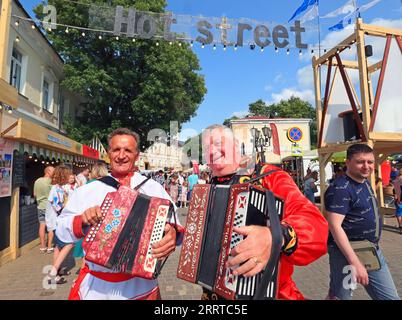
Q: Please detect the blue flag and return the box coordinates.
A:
[288,0,319,23]
[328,17,353,31]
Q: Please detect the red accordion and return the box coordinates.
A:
[177,183,284,300]
[83,186,173,279]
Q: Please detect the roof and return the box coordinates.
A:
[231,116,312,122]
[14,0,64,64]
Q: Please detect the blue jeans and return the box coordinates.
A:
[328,243,400,300]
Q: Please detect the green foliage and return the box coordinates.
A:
[35,0,206,149]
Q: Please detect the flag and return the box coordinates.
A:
[299,3,319,23]
[328,0,383,31]
[288,0,319,23]
[329,16,353,31]
[270,124,281,156]
[359,0,382,12]
[322,0,356,18]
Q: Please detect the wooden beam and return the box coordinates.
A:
[356,19,372,139]
[314,34,357,67]
[360,23,402,37]
[368,61,383,74]
[318,153,332,217]
[318,140,363,155]
[324,60,359,69]
[369,132,402,142]
[313,57,323,149]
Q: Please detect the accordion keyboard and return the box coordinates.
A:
[234,188,280,299]
[85,196,113,244]
[144,205,170,272]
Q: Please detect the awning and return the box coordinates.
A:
[2,117,99,164]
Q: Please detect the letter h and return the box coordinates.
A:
[114,5,136,37]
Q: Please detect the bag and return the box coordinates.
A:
[350,240,381,272]
[311,183,318,193]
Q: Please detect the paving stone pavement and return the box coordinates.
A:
[0,208,400,300]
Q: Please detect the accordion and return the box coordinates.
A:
[82,186,174,279]
[177,183,284,300]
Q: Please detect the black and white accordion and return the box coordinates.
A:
[177,183,284,300]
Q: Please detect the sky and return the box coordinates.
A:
[19,0,402,140]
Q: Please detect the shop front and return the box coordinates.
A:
[0,116,101,265]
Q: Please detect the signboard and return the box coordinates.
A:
[287,127,303,143]
[291,143,303,157]
[82,145,100,159]
[0,138,14,197]
[12,150,26,188]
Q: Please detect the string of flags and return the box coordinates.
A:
[288,0,383,30]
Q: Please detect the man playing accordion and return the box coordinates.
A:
[197,124,328,300]
[56,128,183,300]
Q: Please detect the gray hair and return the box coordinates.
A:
[107,128,140,152]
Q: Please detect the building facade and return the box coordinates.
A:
[230,116,312,164]
[136,141,184,172]
[0,0,102,265]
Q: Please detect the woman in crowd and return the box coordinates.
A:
[73,163,109,270]
[46,165,73,285]
[180,180,189,208]
[168,174,179,206]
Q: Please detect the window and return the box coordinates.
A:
[42,79,50,111]
[10,48,22,92]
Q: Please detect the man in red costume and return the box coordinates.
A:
[200,125,328,300]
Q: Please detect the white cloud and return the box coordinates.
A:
[264,84,273,92]
[274,73,285,84]
[271,17,402,108]
[268,88,315,105]
[231,110,249,118]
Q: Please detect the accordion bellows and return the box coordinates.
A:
[83,186,173,279]
[177,183,284,300]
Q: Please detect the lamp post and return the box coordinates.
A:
[250,125,272,163]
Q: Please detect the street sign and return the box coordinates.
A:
[287,127,303,143]
[291,143,303,157]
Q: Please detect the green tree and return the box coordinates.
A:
[34,0,206,150]
[223,116,239,127]
[248,99,269,117]
[268,97,317,148]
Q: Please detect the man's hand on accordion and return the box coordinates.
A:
[151,224,177,259]
[81,206,103,226]
[227,225,275,277]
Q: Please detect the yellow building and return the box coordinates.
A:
[137,141,184,171]
[230,116,312,164]
[0,0,101,265]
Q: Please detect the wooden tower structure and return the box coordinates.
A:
[313,18,402,215]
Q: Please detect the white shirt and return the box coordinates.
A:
[56,172,181,300]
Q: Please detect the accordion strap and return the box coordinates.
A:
[134,177,151,191]
[98,175,151,191]
[98,176,120,189]
[247,169,279,185]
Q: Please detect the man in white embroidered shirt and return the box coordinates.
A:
[56,128,183,300]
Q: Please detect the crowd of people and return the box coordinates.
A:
[150,170,211,208]
[33,163,109,285]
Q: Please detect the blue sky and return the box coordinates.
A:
[19,0,402,139]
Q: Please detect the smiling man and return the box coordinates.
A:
[325,144,400,300]
[199,124,328,300]
[56,128,182,300]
